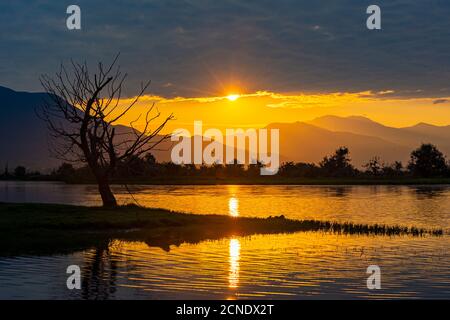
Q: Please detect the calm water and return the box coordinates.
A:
[0,181,449,299]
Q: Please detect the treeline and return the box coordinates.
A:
[2,143,450,182]
[280,143,449,178]
[0,165,46,181]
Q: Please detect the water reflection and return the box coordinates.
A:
[1,181,450,230]
[229,198,239,217]
[414,186,447,199]
[1,233,448,299]
[228,186,240,217]
[327,186,350,198]
[1,183,450,299]
[81,246,117,300]
[228,238,240,289]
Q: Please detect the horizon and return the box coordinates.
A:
[1,1,450,304]
[3,84,450,132]
[3,1,450,133]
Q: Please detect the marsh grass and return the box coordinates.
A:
[0,203,444,256]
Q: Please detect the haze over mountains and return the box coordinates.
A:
[1,85,450,171]
[0,86,60,171]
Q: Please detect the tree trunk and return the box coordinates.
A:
[97,178,117,208]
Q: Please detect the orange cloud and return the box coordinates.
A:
[109,90,450,133]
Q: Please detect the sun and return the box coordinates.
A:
[227,94,240,102]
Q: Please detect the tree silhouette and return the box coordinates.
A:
[319,147,355,177]
[14,166,26,178]
[55,163,76,180]
[39,55,173,207]
[382,161,404,177]
[363,156,383,176]
[408,143,447,177]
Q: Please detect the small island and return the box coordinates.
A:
[0,202,443,257]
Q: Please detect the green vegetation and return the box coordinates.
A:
[3,143,450,186]
[0,203,443,257]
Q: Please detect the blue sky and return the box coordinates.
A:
[1,0,450,98]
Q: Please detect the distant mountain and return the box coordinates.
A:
[0,86,61,171]
[402,122,450,139]
[0,86,174,171]
[307,115,450,161]
[264,122,409,167]
[309,115,422,146]
[1,86,450,170]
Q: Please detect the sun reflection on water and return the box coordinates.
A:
[228,197,239,217]
[228,238,241,289]
[37,232,449,299]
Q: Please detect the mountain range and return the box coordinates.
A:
[1,85,450,171]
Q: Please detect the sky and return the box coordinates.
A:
[2,0,450,131]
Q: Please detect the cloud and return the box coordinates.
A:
[1,1,450,98]
[377,90,395,95]
[433,99,449,105]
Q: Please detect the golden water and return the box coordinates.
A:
[0,182,449,299]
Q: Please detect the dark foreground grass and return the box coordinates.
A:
[0,203,444,256]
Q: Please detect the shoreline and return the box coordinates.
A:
[0,203,444,257]
[3,177,450,186]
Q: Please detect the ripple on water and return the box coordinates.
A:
[0,232,449,299]
[1,182,449,230]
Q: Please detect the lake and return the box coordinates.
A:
[0,181,449,299]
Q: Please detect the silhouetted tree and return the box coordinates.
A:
[319,147,356,177]
[247,162,264,177]
[47,144,450,182]
[56,163,76,181]
[211,163,225,178]
[408,143,448,177]
[279,162,319,177]
[225,159,245,177]
[143,153,158,176]
[382,161,404,177]
[120,155,148,177]
[363,156,383,176]
[39,55,173,207]
[14,166,26,178]
[144,153,156,166]
[184,164,197,176]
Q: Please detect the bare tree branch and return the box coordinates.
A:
[37,55,173,207]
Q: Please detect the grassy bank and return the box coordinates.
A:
[4,176,450,185]
[0,203,444,256]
